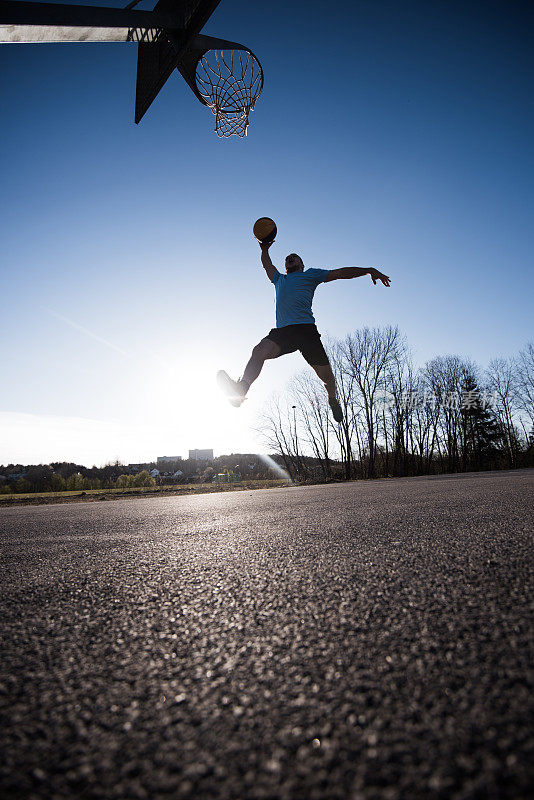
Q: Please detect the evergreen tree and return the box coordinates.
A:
[461,375,502,470]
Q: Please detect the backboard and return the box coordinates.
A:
[134,0,221,123]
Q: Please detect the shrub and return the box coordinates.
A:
[116,474,133,489]
[133,470,156,488]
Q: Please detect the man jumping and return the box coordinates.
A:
[217,242,391,422]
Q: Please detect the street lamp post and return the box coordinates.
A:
[292,404,303,479]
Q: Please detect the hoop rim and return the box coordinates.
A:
[172,33,263,136]
[194,45,264,111]
[175,35,264,110]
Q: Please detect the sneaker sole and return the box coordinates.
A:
[217,370,245,407]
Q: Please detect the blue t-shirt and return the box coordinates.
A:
[270,268,330,328]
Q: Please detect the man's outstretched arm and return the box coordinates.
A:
[260,241,279,282]
[325,267,391,286]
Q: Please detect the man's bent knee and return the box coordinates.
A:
[254,338,281,360]
[312,362,334,379]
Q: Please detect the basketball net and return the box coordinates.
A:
[195,49,263,137]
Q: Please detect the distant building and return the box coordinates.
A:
[157,456,182,465]
[188,449,214,461]
[150,469,160,478]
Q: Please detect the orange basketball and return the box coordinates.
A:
[253,217,277,243]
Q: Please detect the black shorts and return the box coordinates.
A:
[266,323,330,366]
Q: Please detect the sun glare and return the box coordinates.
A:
[142,350,253,456]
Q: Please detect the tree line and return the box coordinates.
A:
[0,455,272,495]
[257,327,534,482]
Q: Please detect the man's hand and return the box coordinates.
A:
[260,240,278,282]
[370,268,391,287]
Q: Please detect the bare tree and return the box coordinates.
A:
[513,342,534,432]
[423,355,472,473]
[382,334,414,476]
[256,394,300,481]
[411,369,441,473]
[290,372,332,480]
[327,339,361,479]
[342,326,403,478]
[486,357,520,466]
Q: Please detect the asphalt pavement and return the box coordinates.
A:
[1,470,532,799]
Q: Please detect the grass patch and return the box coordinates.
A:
[0,479,291,506]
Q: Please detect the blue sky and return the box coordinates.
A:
[1,0,533,465]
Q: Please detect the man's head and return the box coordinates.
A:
[285,253,304,274]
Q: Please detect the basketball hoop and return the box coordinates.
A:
[0,2,265,130]
[195,48,263,137]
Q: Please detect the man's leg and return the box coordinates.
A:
[218,338,282,406]
[311,362,338,400]
[240,337,282,394]
[311,361,344,423]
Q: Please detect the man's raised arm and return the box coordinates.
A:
[260,241,279,283]
[325,267,391,286]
